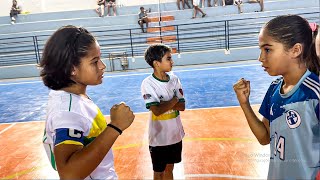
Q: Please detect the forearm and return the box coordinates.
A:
[172,102,185,111]
[152,98,178,116]
[56,128,120,179]
[240,103,269,145]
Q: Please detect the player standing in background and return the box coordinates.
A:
[141,44,186,180]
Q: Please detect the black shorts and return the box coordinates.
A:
[98,0,104,5]
[149,141,182,172]
[138,19,147,24]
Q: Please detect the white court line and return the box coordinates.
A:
[0,63,260,86]
[0,123,16,135]
[0,120,44,125]
[173,161,186,179]
[0,81,42,86]
[185,174,261,179]
[103,63,260,78]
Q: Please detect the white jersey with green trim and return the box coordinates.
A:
[141,73,185,146]
[43,90,117,179]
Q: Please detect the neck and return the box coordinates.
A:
[153,70,168,81]
[282,64,307,86]
[62,84,87,97]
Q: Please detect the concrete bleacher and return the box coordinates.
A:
[0,0,319,79]
[1,0,319,36]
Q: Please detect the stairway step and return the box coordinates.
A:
[147,26,175,33]
[148,15,175,22]
[147,35,177,44]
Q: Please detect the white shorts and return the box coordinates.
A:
[193,0,200,6]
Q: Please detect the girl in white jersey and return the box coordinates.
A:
[233,15,320,179]
[141,44,186,180]
[40,25,135,179]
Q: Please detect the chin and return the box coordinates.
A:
[92,80,103,85]
[267,72,278,76]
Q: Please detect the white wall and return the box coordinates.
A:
[0,0,177,16]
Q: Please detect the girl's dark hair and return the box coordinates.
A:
[144,44,171,68]
[40,25,96,90]
[264,15,320,75]
[312,24,319,46]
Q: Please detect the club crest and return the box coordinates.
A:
[285,110,301,129]
[143,94,151,100]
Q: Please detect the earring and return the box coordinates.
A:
[71,72,75,75]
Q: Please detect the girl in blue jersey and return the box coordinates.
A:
[40,25,135,179]
[233,15,320,179]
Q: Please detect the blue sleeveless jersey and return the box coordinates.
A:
[259,70,320,180]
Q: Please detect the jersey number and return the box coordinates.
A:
[273,132,285,160]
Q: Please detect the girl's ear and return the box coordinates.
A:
[290,43,303,58]
[71,66,77,76]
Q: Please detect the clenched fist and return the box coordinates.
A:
[233,78,251,105]
[110,102,135,132]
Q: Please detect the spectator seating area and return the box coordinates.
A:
[0,0,319,79]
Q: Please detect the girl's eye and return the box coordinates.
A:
[265,48,270,53]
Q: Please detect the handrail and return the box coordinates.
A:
[0,11,319,67]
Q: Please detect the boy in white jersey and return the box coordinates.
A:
[40,25,135,179]
[141,44,185,180]
[233,15,320,179]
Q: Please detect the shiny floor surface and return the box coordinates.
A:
[0,61,272,179]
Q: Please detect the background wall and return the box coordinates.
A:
[0,0,178,16]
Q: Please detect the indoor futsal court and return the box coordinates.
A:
[0,60,273,179]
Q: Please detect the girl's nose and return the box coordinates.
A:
[99,59,106,70]
[258,53,264,62]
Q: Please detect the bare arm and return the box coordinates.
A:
[233,78,270,145]
[149,97,179,116]
[172,101,185,111]
[54,129,119,179]
[54,103,135,179]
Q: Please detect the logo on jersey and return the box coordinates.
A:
[285,110,301,129]
[270,103,274,116]
[143,94,151,100]
[179,89,183,96]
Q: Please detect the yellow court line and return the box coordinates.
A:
[184,137,255,142]
[113,142,148,150]
[112,137,255,150]
[1,165,46,179]
[2,137,255,179]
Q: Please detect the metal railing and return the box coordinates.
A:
[0,11,318,67]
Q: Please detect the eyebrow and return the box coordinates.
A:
[259,43,273,48]
[90,56,99,61]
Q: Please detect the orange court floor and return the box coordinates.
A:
[0,105,270,179]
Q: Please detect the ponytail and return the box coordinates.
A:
[305,41,320,76]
